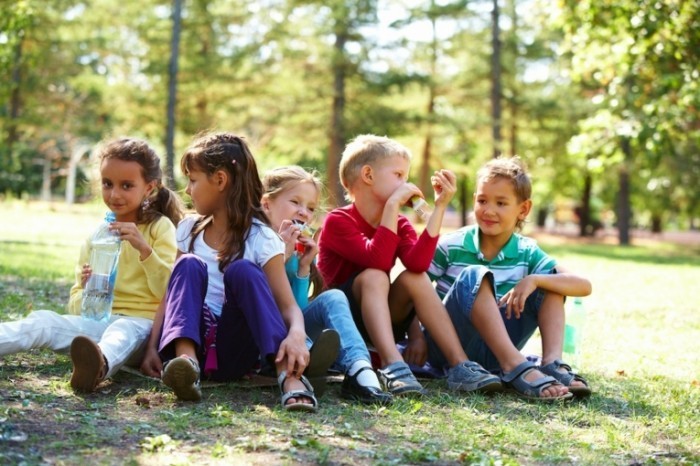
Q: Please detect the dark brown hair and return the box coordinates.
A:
[477,156,531,230]
[98,137,184,227]
[180,132,269,272]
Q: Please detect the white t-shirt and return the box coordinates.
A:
[176,216,284,317]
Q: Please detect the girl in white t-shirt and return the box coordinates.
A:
[140,132,324,411]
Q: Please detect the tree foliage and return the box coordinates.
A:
[0,0,697,234]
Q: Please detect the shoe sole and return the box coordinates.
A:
[162,358,202,401]
[340,387,394,405]
[304,330,340,396]
[70,336,104,393]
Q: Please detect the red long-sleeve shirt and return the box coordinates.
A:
[317,204,439,288]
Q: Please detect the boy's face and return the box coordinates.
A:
[473,176,531,239]
[366,155,410,202]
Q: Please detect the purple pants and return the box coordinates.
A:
[158,254,288,382]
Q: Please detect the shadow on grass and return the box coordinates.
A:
[3,357,699,465]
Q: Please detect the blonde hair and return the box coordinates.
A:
[261,165,325,298]
[262,165,323,205]
[477,156,532,230]
[339,134,412,201]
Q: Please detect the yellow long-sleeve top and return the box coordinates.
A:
[68,215,177,319]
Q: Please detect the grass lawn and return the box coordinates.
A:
[1,201,699,465]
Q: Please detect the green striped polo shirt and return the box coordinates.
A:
[428,225,557,301]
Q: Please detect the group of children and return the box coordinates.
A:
[0,131,592,412]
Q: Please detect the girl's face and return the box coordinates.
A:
[263,181,319,230]
[100,158,155,223]
[473,176,531,240]
[184,167,224,217]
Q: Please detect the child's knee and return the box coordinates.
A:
[356,269,390,288]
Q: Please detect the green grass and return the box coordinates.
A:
[1,201,699,465]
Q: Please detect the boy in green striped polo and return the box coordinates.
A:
[424,157,593,400]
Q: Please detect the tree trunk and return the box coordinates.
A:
[328,28,348,207]
[460,175,468,226]
[419,15,438,203]
[618,138,632,245]
[6,35,24,161]
[490,0,502,158]
[508,0,517,157]
[579,172,592,237]
[165,0,182,188]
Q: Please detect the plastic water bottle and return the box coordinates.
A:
[410,196,433,221]
[563,297,585,368]
[81,212,121,322]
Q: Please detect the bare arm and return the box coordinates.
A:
[422,169,457,238]
[263,254,309,376]
[500,264,592,319]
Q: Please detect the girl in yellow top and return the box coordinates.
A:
[0,138,184,393]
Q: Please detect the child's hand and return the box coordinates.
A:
[499,275,538,319]
[296,235,318,273]
[139,345,163,378]
[275,328,309,377]
[403,333,428,367]
[111,222,151,261]
[389,182,423,208]
[277,219,298,259]
[80,263,92,287]
[432,169,457,207]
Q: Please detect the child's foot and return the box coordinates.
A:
[539,359,592,397]
[501,360,573,401]
[447,361,503,393]
[162,355,202,401]
[278,371,318,412]
[377,361,426,396]
[70,336,106,393]
[341,365,393,405]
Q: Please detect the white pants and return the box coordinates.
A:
[0,310,152,379]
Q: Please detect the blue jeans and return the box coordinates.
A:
[426,265,545,373]
[302,289,370,372]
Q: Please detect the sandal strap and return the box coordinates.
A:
[540,359,589,388]
[278,373,318,410]
[500,360,537,384]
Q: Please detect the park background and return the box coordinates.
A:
[1,0,699,465]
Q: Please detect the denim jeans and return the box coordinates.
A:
[426,265,544,373]
[302,289,370,372]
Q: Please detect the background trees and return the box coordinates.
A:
[1,0,697,241]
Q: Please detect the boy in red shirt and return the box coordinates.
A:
[318,134,502,396]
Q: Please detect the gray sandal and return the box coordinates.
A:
[500,360,573,402]
[277,371,318,412]
[377,361,426,396]
[539,359,592,397]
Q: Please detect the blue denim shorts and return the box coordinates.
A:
[425,265,546,372]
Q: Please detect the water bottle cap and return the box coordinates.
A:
[104,211,116,222]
